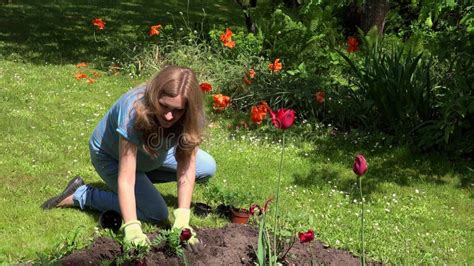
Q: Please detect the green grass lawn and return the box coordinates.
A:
[0,59,473,264]
[0,1,473,264]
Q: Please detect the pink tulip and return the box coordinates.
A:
[353,154,368,176]
[270,108,296,129]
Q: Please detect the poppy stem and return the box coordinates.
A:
[273,133,285,262]
[358,176,365,265]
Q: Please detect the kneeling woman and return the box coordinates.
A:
[42,66,216,249]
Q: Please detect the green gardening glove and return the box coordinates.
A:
[120,220,151,248]
[173,208,203,253]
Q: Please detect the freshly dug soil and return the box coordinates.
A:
[62,224,379,265]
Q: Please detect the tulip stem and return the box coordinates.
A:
[273,133,285,263]
[358,176,365,266]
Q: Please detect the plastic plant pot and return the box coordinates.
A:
[193,202,212,217]
[99,210,122,232]
[230,207,250,224]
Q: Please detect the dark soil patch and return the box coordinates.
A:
[62,224,381,265]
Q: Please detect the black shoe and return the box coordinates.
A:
[41,176,85,210]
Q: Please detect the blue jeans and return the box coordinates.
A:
[73,146,216,224]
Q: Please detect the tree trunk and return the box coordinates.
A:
[361,0,389,34]
[244,12,256,33]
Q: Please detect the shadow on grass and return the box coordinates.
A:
[291,131,474,198]
[0,0,243,65]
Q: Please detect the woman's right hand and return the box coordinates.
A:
[121,220,150,247]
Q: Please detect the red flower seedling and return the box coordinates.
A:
[298,229,315,243]
[199,82,212,93]
[270,108,296,129]
[180,228,192,242]
[149,24,162,36]
[249,204,261,216]
[92,18,105,30]
[353,154,368,176]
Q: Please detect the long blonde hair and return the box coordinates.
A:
[134,66,205,161]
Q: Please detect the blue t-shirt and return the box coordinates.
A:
[89,86,174,172]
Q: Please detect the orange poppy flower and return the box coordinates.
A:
[257,101,271,113]
[243,76,252,85]
[268,58,282,73]
[219,28,233,43]
[223,40,235,49]
[314,90,325,104]
[212,94,231,111]
[199,82,212,92]
[86,78,96,84]
[347,37,359,53]
[149,24,162,36]
[220,28,235,49]
[251,106,267,124]
[75,72,88,80]
[92,18,105,30]
[92,71,101,78]
[250,101,271,124]
[248,68,256,79]
[76,62,88,68]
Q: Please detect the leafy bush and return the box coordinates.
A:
[338,40,436,134]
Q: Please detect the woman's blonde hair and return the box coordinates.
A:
[134,66,205,161]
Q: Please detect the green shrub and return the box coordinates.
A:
[338,40,436,134]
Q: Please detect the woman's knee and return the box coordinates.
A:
[139,206,169,224]
[196,152,217,182]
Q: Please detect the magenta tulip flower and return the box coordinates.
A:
[180,228,192,242]
[298,229,315,243]
[270,108,296,129]
[353,154,368,176]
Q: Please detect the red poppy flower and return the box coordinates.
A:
[86,78,96,84]
[298,229,315,243]
[149,24,162,36]
[75,72,88,80]
[76,62,88,68]
[270,108,296,129]
[180,228,192,242]
[199,82,212,92]
[92,18,105,30]
[353,154,368,176]
[347,37,359,53]
[212,94,231,111]
[268,58,282,73]
[314,91,325,104]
